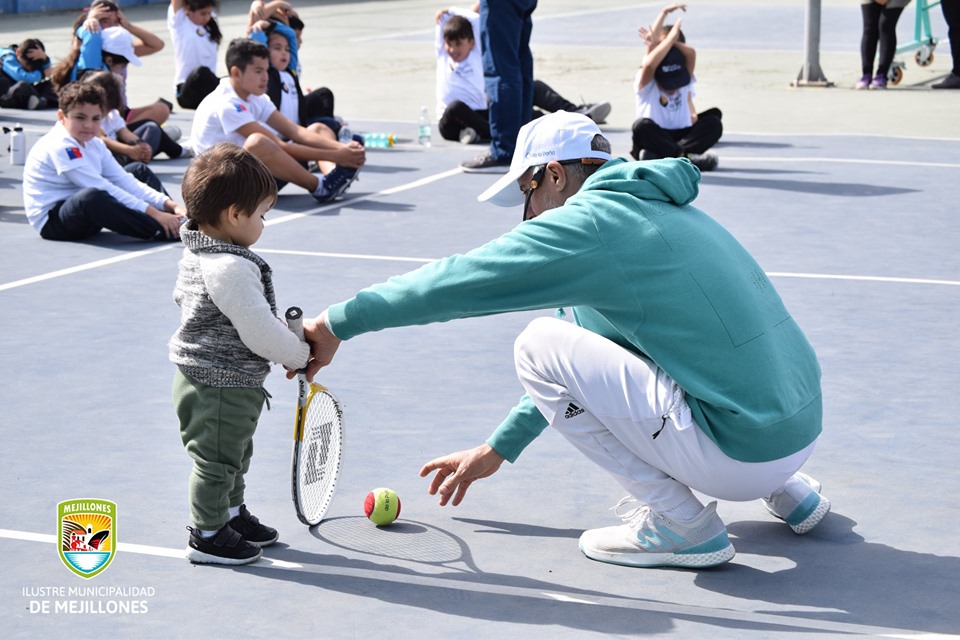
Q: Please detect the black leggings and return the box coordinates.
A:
[861,3,906,77]
[630,108,723,160]
[438,79,579,142]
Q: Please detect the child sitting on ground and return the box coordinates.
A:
[168,0,222,109]
[169,142,310,565]
[22,82,184,242]
[435,8,611,144]
[191,38,364,203]
[52,1,171,125]
[82,70,190,164]
[0,39,58,110]
[248,17,357,145]
[630,3,722,171]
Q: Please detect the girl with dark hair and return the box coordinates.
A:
[51,1,171,124]
[82,71,190,164]
[168,0,223,109]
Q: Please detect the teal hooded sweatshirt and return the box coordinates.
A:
[327,158,822,463]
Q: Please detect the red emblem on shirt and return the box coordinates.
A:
[65,147,83,160]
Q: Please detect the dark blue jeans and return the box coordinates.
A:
[40,163,168,242]
[480,0,538,162]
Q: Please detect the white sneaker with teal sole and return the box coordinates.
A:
[579,498,735,568]
[762,471,831,534]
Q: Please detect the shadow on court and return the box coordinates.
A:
[699,175,920,198]
[696,514,960,635]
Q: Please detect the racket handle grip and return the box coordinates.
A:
[286,306,305,341]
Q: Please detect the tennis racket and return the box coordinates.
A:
[285,306,345,526]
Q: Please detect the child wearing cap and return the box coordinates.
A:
[630,3,722,171]
[51,24,173,129]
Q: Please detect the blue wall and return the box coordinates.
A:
[1,0,165,15]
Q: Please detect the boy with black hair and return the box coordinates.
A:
[22,82,184,242]
[191,38,364,203]
[435,8,611,145]
[170,142,310,565]
[0,38,58,110]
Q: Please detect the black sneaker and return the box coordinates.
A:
[932,73,960,89]
[687,152,719,172]
[227,504,279,546]
[314,165,359,202]
[575,101,612,124]
[185,524,262,565]
[460,151,510,173]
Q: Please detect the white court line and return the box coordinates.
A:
[0,245,175,293]
[3,165,957,292]
[767,272,960,287]
[258,249,435,263]
[722,156,960,169]
[0,529,300,566]
[0,168,462,293]
[2,526,954,638]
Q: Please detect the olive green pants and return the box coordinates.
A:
[173,368,267,530]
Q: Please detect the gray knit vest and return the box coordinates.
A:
[169,226,277,388]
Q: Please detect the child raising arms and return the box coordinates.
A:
[631,3,722,171]
[170,143,310,565]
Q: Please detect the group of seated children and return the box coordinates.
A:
[14,1,722,246]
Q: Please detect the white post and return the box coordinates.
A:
[794,0,833,87]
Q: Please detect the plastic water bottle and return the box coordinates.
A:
[362,133,396,148]
[338,124,353,143]
[9,123,25,165]
[418,106,432,147]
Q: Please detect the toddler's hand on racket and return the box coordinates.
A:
[419,444,505,507]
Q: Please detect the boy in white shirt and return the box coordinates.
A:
[631,3,722,171]
[22,82,185,242]
[191,38,364,203]
[435,8,611,145]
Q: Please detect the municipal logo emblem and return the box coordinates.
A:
[58,499,116,579]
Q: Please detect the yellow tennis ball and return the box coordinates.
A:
[364,487,401,526]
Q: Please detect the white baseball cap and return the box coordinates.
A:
[101,27,142,66]
[478,111,612,208]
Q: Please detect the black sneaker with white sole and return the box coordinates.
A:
[227,504,279,546]
[314,165,359,203]
[185,524,262,565]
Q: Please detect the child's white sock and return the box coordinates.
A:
[199,528,219,538]
[228,506,240,519]
[311,176,327,197]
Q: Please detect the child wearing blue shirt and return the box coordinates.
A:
[0,39,57,110]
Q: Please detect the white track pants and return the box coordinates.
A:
[514,317,816,512]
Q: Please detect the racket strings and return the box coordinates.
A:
[295,390,343,522]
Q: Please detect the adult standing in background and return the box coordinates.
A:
[932,0,960,88]
[856,0,911,90]
[460,0,538,172]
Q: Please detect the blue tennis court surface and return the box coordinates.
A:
[1,1,959,638]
